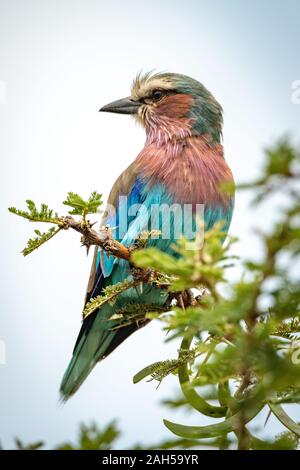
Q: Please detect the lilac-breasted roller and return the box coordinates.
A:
[60,72,234,399]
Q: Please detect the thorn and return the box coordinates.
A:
[264,409,272,427]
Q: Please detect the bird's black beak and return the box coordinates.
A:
[99,97,141,115]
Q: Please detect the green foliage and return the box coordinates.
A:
[110,303,168,329]
[271,318,300,341]
[22,227,61,256]
[63,191,102,216]
[11,418,298,451]
[131,139,300,450]
[10,422,120,450]
[133,348,197,385]
[56,421,120,450]
[9,191,102,256]
[8,200,59,223]
[14,438,44,450]
[82,280,136,320]
[132,224,236,295]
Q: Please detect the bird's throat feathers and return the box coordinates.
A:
[136,135,233,208]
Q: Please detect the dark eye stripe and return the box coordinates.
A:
[140,89,177,103]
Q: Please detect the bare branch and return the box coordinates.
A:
[60,216,131,261]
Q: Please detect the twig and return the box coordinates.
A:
[60,216,131,260]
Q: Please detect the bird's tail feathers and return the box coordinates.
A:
[59,304,140,401]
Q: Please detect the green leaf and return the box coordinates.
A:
[178,335,227,417]
[22,226,61,256]
[111,303,167,330]
[218,381,232,407]
[83,280,136,319]
[133,352,195,385]
[63,191,102,216]
[56,421,120,450]
[268,402,300,437]
[163,403,264,439]
[133,361,177,384]
[14,438,44,450]
[9,200,60,224]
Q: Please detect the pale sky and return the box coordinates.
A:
[0,0,299,449]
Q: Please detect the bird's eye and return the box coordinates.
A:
[152,90,164,101]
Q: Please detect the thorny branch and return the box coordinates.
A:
[60,216,131,261]
[60,216,198,317]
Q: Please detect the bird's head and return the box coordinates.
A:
[100,72,223,144]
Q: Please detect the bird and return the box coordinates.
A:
[60,71,234,400]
